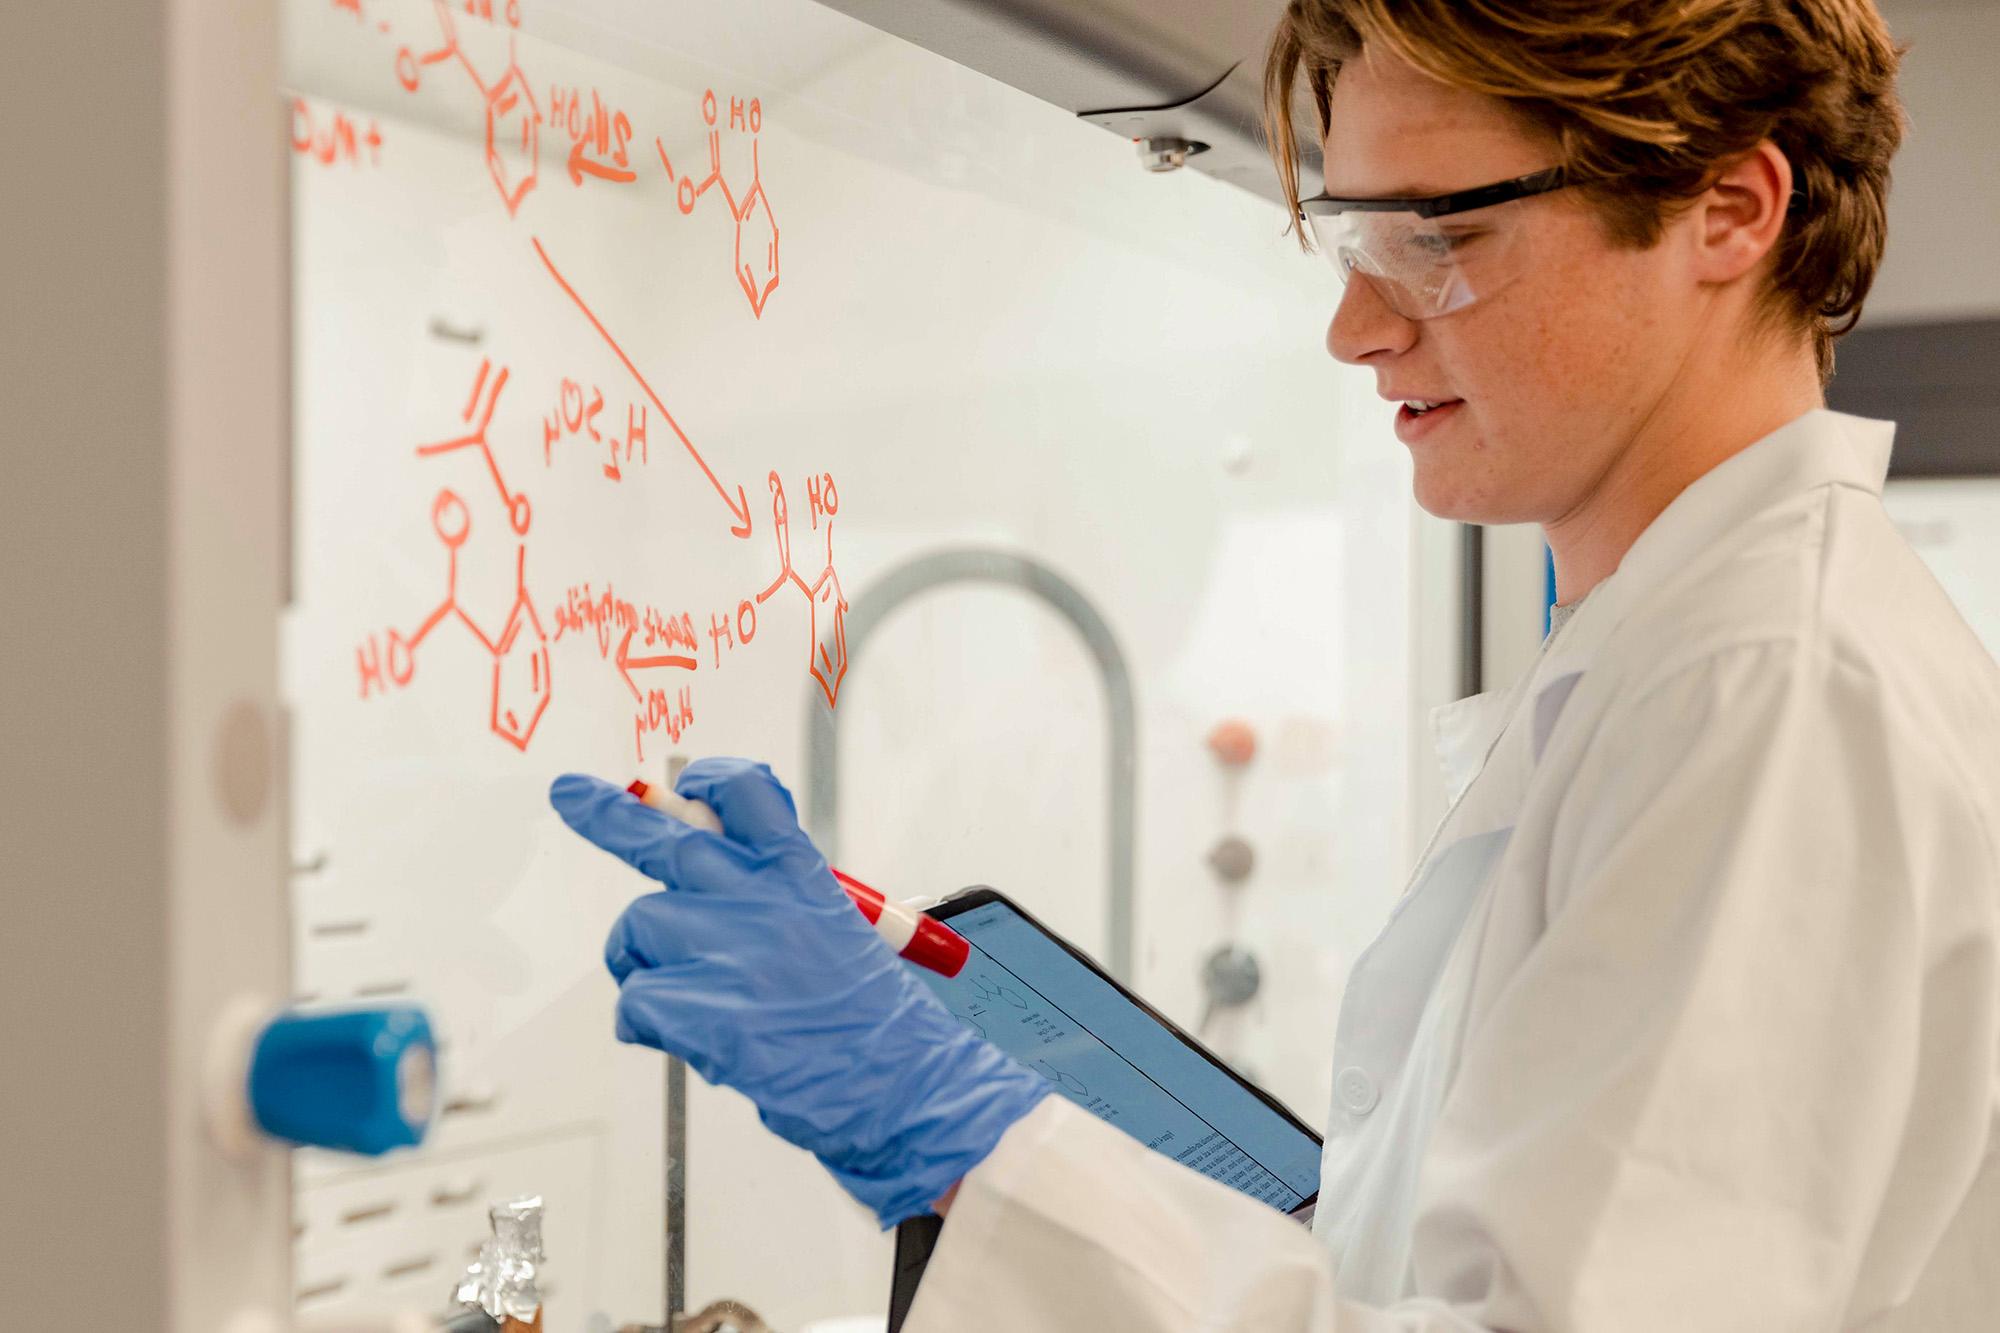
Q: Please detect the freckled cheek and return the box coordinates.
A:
[1445,300,1564,431]
[1425,311,1572,513]
[1505,273,1628,421]
[1543,244,1660,378]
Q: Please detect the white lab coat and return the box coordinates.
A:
[905,409,2000,1331]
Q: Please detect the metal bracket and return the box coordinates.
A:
[1082,60,1318,200]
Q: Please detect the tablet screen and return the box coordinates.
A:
[914,896,1321,1212]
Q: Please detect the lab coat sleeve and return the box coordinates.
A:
[1409,640,2000,1330]
[905,641,1999,1331]
[904,1094,1466,1331]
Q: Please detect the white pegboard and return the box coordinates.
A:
[294,1131,607,1326]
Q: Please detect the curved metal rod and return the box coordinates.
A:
[805,549,1137,981]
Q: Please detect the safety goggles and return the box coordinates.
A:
[1298,166,1578,320]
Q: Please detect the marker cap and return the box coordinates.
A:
[837,869,969,978]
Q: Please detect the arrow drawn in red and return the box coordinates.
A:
[567,138,637,186]
[615,625,697,701]
[531,236,754,537]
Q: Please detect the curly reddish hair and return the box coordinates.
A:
[1264,0,1908,385]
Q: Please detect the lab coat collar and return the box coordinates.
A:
[1432,687,1518,808]
[1428,410,1894,799]
[1542,408,1894,677]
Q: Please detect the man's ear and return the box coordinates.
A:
[1691,140,1794,286]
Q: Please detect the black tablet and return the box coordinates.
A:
[915,885,1322,1217]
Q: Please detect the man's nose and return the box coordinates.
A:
[1325,272,1417,365]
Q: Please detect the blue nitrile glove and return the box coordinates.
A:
[549,759,1050,1227]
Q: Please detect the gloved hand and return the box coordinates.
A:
[549,758,1050,1227]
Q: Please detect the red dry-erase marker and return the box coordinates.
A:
[626,779,970,978]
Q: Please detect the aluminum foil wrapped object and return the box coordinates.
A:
[453,1195,546,1321]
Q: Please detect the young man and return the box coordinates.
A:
[551,1,2000,1326]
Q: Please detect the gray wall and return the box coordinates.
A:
[0,1,173,1321]
[1867,0,2000,325]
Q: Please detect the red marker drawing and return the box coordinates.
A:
[626,779,970,978]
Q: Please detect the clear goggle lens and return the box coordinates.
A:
[1305,206,1529,320]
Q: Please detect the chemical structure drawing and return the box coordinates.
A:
[755,470,847,708]
[393,0,541,218]
[354,488,554,751]
[694,470,847,710]
[355,358,553,751]
[333,4,784,315]
[1036,1058,1089,1100]
[418,357,533,534]
[351,238,836,753]
[654,89,780,319]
